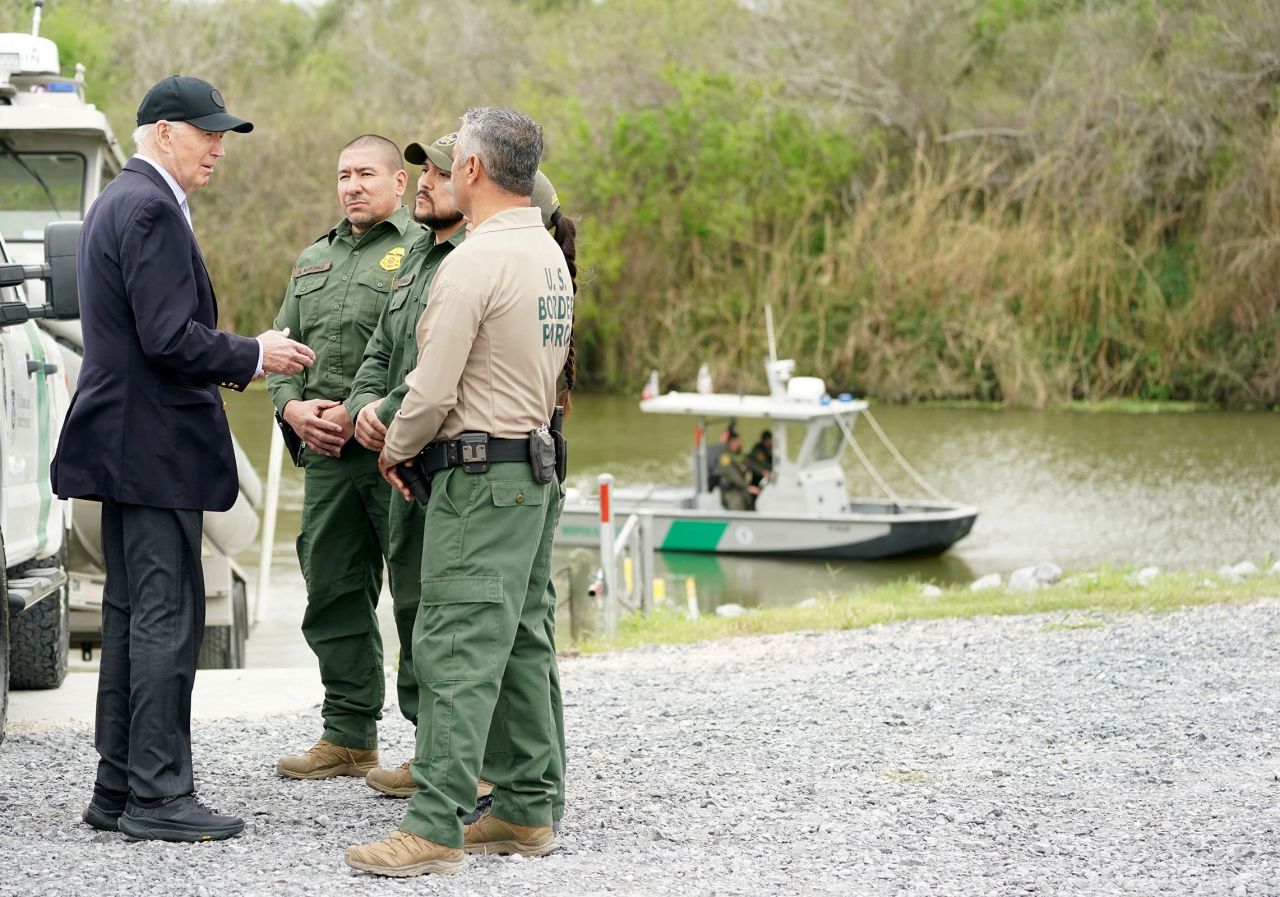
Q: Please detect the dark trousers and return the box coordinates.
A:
[94,500,204,798]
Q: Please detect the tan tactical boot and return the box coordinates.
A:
[344,829,466,877]
[476,778,494,798]
[463,810,557,857]
[275,740,378,780]
[366,761,415,797]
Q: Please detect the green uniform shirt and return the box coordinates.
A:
[718,448,751,492]
[268,206,425,411]
[346,224,466,425]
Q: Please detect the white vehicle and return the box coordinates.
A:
[0,2,264,744]
[0,218,80,743]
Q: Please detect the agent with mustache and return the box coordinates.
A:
[344,132,466,794]
[268,135,423,780]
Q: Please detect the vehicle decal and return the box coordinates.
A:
[661,519,728,552]
[21,322,50,553]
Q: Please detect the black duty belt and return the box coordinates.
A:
[416,434,529,477]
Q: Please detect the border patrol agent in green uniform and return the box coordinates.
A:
[747,429,773,487]
[345,107,570,878]
[269,135,425,779]
[719,432,759,511]
[345,133,466,795]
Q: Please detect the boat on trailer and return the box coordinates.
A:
[556,357,978,560]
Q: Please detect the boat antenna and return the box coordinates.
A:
[32,0,43,38]
[765,304,778,365]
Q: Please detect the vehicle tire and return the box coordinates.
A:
[8,554,70,690]
[0,536,9,747]
[197,578,248,670]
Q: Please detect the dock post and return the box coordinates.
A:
[253,421,285,626]
[567,548,597,642]
[598,473,619,635]
[638,512,655,613]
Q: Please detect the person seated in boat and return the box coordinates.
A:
[718,432,760,511]
[747,430,773,487]
[705,423,735,491]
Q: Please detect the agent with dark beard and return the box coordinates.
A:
[344,132,466,794]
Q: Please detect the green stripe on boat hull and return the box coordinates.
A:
[557,506,976,561]
[660,520,728,551]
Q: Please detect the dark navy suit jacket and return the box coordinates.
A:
[51,159,260,512]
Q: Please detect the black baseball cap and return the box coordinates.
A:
[136,76,253,133]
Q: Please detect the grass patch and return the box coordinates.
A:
[572,568,1278,654]
[913,398,1220,414]
[1058,399,1213,414]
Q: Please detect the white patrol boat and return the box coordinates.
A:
[557,337,978,560]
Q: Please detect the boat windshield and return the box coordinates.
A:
[813,422,844,461]
[0,151,85,242]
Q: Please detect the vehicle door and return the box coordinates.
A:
[0,249,40,563]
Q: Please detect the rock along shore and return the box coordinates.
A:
[3,599,1279,896]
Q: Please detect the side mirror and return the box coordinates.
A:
[43,220,80,320]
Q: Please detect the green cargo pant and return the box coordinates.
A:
[386,495,425,724]
[299,446,407,749]
[483,485,566,821]
[402,464,560,848]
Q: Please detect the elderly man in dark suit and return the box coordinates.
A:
[50,76,315,843]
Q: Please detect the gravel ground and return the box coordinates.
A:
[3,599,1280,897]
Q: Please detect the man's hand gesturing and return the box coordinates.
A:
[257,327,316,376]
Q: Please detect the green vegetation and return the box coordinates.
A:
[13,0,1280,407]
[572,568,1279,653]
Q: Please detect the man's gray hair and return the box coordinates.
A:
[132,120,188,153]
[455,107,543,197]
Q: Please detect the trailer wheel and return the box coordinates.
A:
[197,578,248,670]
[8,553,69,690]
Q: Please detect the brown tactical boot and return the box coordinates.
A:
[463,810,557,857]
[275,740,378,780]
[344,829,466,877]
[366,761,415,797]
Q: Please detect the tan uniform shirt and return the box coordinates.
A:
[383,206,573,463]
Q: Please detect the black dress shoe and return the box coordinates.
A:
[82,784,128,832]
[118,794,244,843]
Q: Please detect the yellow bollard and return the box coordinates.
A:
[685,576,698,619]
[623,556,634,593]
[653,578,667,604]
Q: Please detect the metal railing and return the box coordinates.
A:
[594,473,656,635]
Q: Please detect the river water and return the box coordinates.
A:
[224,388,1279,616]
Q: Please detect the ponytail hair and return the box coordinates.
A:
[551,209,578,415]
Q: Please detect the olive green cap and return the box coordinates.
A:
[532,170,560,228]
[404,132,458,171]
